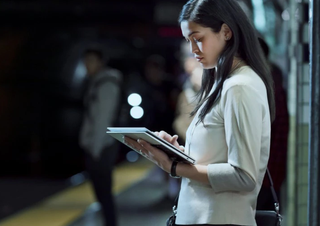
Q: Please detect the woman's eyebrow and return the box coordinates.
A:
[188,31,200,37]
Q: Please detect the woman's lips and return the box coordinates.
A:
[196,57,203,62]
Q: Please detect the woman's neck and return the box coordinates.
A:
[230,58,246,74]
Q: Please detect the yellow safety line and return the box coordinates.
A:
[0,159,154,226]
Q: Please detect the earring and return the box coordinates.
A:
[226,36,230,40]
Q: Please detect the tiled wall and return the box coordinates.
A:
[287,0,309,225]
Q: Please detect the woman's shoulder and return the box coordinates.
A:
[222,66,265,94]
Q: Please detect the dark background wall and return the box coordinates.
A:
[0,0,289,179]
[0,0,186,178]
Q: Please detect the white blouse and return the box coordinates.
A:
[176,66,271,226]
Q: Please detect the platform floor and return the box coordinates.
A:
[0,158,178,226]
[0,158,287,226]
[68,170,175,226]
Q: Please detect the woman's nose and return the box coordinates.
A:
[190,42,199,54]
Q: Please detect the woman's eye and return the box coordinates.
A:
[194,38,202,43]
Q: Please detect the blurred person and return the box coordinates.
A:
[184,57,200,77]
[173,58,202,143]
[176,50,200,86]
[124,0,276,225]
[79,48,122,226]
[256,38,289,212]
[139,54,180,135]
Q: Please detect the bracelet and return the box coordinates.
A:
[170,160,181,178]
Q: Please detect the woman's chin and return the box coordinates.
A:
[202,64,216,70]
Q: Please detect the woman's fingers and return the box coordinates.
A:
[138,138,172,172]
[158,130,175,141]
[124,137,159,159]
[124,136,146,155]
[123,136,172,173]
[171,134,179,144]
[153,130,183,150]
[179,145,185,152]
[158,130,175,143]
[137,139,154,153]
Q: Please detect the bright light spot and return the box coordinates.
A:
[126,151,139,162]
[281,9,290,21]
[130,106,144,119]
[127,93,142,106]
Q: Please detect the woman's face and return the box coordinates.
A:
[180,21,228,69]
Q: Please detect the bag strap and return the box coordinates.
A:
[265,168,281,215]
[265,168,283,225]
[172,194,179,216]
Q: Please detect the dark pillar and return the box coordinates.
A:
[308,0,320,225]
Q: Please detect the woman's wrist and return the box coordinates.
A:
[169,160,181,178]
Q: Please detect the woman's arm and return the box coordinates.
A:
[204,84,266,193]
[126,135,255,192]
[126,137,210,184]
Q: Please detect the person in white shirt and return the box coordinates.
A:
[124,0,275,225]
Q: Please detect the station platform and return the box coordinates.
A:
[0,158,287,226]
[0,158,177,226]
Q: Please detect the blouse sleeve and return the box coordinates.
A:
[207,84,264,193]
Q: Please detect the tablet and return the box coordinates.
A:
[106,127,195,164]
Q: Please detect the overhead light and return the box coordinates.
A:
[127,93,142,106]
[130,106,144,119]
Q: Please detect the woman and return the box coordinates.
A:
[125,0,275,225]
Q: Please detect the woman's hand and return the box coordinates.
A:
[154,130,185,152]
[123,136,173,173]
[124,132,210,184]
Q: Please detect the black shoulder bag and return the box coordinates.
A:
[166,168,283,226]
[255,168,283,226]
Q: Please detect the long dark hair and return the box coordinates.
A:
[179,0,275,123]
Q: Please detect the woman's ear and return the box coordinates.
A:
[221,23,232,41]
